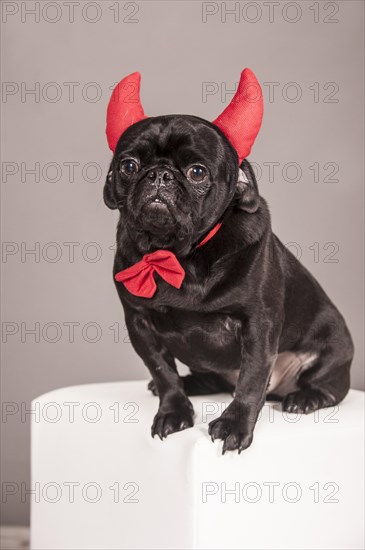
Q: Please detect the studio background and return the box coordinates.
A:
[1,0,364,526]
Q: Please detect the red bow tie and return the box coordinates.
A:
[115,222,222,298]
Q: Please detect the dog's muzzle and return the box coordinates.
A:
[141,166,181,213]
[145,168,176,203]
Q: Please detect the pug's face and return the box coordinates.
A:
[104,115,242,256]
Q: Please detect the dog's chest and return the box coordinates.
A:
[150,308,241,371]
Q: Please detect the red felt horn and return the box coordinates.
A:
[212,68,263,164]
[106,72,146,152]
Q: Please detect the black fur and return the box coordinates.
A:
[104,115,353,453]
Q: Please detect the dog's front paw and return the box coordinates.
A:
[208,403,254,454]
[283,389,334,414]
[151,403,194,440]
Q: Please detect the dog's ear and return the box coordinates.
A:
[103,163,118,210]
[235,159,260,213]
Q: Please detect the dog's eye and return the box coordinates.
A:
[187,165,207,183]
[120,159,139,176]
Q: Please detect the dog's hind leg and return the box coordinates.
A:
[273,312,354,414]
[148,371,235,396]
[282,354,352,414]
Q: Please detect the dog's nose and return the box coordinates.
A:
[146,168,174,184]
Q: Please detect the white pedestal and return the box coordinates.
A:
[31,382,364,550]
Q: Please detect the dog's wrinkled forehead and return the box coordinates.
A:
[115,115,237,171]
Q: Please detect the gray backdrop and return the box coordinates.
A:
[1,0,364,526]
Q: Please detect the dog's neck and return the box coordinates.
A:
[116,196,271,267]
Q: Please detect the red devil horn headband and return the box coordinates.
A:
[106,68,263,163]
[106,72,146,152]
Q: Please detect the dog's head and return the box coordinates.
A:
[103,70,263,256]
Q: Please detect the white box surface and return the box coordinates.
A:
[31,382,364,549]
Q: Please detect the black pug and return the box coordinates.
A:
[103,70,353,453]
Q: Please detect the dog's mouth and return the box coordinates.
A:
[127,185,195,255]
[143,194,172,211]
[143,196,170,210]
[140,195,177,230]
